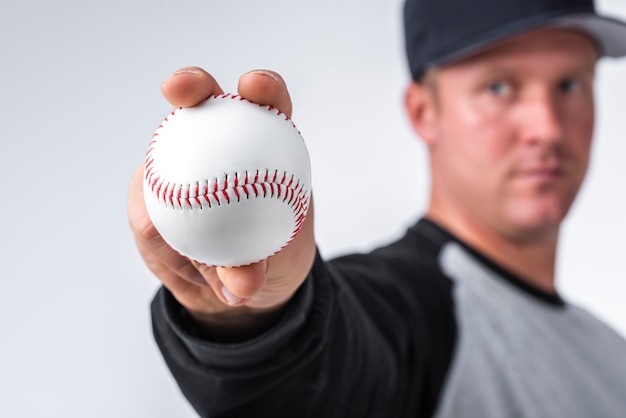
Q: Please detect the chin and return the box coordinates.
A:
[502,199,573,240]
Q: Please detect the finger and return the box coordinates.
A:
[127,166,156,247]
[238,70,293,118]
[128,165,209,287]
[161,66,224,108]
[210,261,268,304]
[145,258,205,300]
[135,234,210,287]
[147,257,231,316]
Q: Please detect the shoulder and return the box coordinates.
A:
[326,219,453,302]
[321,219,457,356]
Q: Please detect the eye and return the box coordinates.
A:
[558,78,580,94]
[486,80,511,96]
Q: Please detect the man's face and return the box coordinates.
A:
[425,28,598,241]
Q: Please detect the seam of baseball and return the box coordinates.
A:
[146,168,307,209]
[202,93,301,132]
[144,169,310,255]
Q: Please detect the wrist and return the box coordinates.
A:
[188,302,289,343]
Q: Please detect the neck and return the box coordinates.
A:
[427,204,559,294]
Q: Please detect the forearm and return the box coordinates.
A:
[151,268,319,417]
[150,252,422,417]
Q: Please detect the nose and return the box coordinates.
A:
[518,89,564,147]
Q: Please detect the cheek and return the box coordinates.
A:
[437,103,512,184]
[432,128,512,218]
[570,112,594,157]
[564,94,594,143]
[561,103,594,181]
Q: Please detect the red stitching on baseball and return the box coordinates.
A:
[147,170,308,226]
[167,185,174,207]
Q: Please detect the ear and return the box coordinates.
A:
[404,82,438,147]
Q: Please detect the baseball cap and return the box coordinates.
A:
[404,0,626,80]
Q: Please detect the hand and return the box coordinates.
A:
[128,67,316,339]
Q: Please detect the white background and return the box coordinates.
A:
[1,0,625,416]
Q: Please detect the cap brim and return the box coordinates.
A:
[555,14,626,57]
[431,13,626,69]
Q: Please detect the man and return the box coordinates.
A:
[128,0,626,416]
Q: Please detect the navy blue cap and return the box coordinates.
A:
[404,0,626,80]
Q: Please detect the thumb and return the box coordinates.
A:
[216,261,267,305]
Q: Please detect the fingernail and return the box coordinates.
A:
[247,69,279,82]
[221,285,243,305]
[171,67,202,77]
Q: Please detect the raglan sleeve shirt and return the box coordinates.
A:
[151,219,626,417]
[150,220,458,418]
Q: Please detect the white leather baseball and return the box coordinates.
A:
[143,93,311,267]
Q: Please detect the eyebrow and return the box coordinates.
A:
[467,62,596,82]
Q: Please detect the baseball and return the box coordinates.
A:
[143,93,311,267]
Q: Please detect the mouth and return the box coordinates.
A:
[520,167,562,181]
[511,160,566,186]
